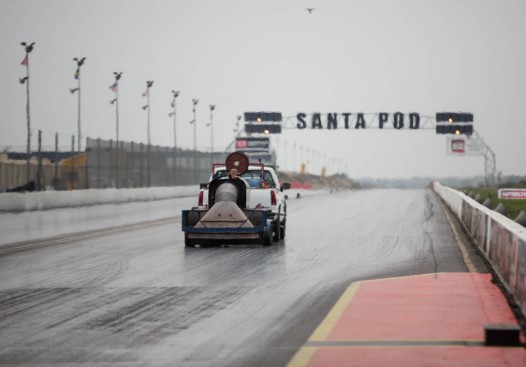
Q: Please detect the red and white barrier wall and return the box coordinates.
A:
[434,182,526,317]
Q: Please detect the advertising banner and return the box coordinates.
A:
[498,188,526,199]
[462,200,487,252]
[489,219,516,287]
[515,236,526,314]
[235,137,270,150]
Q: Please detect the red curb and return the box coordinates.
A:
[308,346,526,367]
[328,273,518,342]
[288,273,526,367]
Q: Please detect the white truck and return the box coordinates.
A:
[182,152,290,247]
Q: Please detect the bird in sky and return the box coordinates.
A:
[306,8,315,14]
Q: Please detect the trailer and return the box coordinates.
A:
[181,151,288,247]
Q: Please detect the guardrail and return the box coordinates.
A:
[434,182,526,317]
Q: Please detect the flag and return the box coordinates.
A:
[142,89,149,97]
[19,77,28,84]
[74,68,79,80]
[20,55,28,66]
[189,119,195,124]
[169,112,175,117]
[108,83,117,93]
[110,98,117,105]
[171,98,176,107]
[142,105,149,110]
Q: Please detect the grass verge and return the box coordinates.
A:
[463,184,526,220]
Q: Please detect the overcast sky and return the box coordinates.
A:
[1,0,524,179]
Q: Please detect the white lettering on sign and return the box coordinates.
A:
[498,189,526,199]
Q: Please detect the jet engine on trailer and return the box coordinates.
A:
[182,152,274,247]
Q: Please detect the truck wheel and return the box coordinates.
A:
[273,209,282,242]
[273,221,281,242]
[280,220,286,240]
[263,219,273,246]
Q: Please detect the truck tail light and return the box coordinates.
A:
[270,190,277,206]
[198,191,204,206]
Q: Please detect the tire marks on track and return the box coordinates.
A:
[0,286,249,364]
[0,216,179,256]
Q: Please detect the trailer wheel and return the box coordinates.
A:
[263,234,272,247]
[273,221,281,242]
[184,233,195,248]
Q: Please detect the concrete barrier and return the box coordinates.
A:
[434,182,526,317]
[0,186,331,213]
[0,186,200,212]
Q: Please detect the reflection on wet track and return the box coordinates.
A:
[0,189,472,366]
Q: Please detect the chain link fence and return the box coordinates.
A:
[86,138,226,189]
[0,135,227,191]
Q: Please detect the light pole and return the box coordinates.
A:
[20,41,35,182]
[71,57,86,188]
[143,81,154,187]
[234,115,242,134]
[300,144,307,173]
[283,140,288,171]
[72,58,86,155]
[293,142,297,172]
[306,147,311,174]
[190,99,199,183]
[207,104,215,162]
[169,90,179,184]
[110,71,122,187]
[170,90,180,149]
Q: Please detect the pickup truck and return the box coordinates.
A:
[182,152,290,247]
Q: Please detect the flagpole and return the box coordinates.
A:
[25,53,31,183]
[147,85,151,187]
[20,42,34,183]
[115,79,119,188]
[77,69,81,164]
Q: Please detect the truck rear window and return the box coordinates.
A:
[213,169,275,188]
